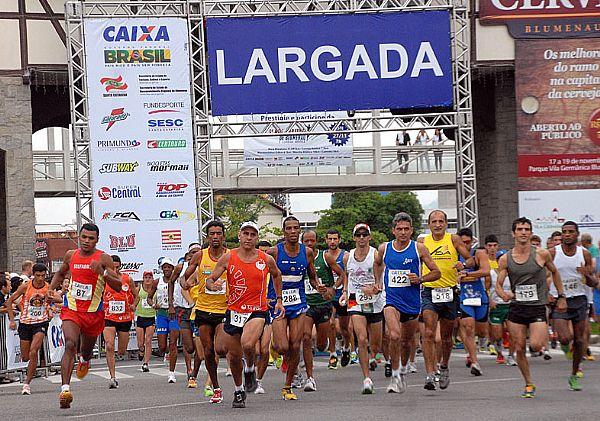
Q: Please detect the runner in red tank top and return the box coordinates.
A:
[102,255,138,389]
[47,223,121,409]
[205,221,284,409]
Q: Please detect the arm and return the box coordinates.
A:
[129,276,138,312]
[94,253,120,291]
[205,253,230,291]
[373,243,386,286]
[305,248,322,292]
[459,249,491,282]
[324,252,344,301]
[452,234,475,268]
[167,264,183,317]
[494,255,513,302]
[182,270,199,290]
[543,249,566,312]
[6,283,27,330]
[340,252,350,305]
[417,243,441,284]
[267,255,285,319]
[579,249,599,288]
[184,250,201,280]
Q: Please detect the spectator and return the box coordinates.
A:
[396,130,410,173]
[432,128,443,172]
[415,129,431,172]
[0,276,10,314]
[21,260,33,282]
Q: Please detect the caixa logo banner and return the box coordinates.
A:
[206,11,453,116]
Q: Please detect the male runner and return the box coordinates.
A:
[549,221,598,390]
[183,221,229,404]
[255,240,273,394]
[421,211,473,391]
[46,223,120,408]
[325,229,352,368]
[301,230,345,391]
[205,221,285,408]
[374,213,440,394]
[149,258,179,383]
[102,255,137,389]
[269,216,323,400]
[457,228,491,376]
[135,271,156,372]
[7,263,54,395]
[342,223,385,394]
[495,217,567,398]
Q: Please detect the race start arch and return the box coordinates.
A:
[66,0,477,267]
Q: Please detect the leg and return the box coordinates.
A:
[367,321,383,363]
[510,322,534,385]
[135,327,145,357]
[168,330,179,372]
[157,334,168,356]
[439,318,455,367]
[422,310,439,375]
[143,326,154,364]
[460,317,478,364]
[257,324,272,381]
[241,318,266,370]
[384,307,401,371]
[351,315,370,379]
[200,324,220,389]
[554,318,573,347]
[224,333,243,388]
[116,330,129,358]
[103,327,117,379]
[20,340,31,363]
[400,320,419,368]
[303,316,316,379]
[25,333,45,385]
[571,320,586,375]
[284,315,305,387]
[271,317,290,357]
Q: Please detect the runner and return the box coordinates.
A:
[255,240,273,394]
[495,217,567,398]
[549,221,598,391]
[102,255,137,389]
[46,223,121,408]
[205,221,285,408]
[325,229,352,368]
[342,223,385,394]
[269,216,323,400]
[421,211,474,391]
[457,228,491,376]
[135,271,156,373]
[6,263,54,395]
[301,230,345,392]
[149,258,179,383]
[373,213,440,394]
[183,221,229,403]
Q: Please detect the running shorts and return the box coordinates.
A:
[283,305,307,321]
[136,316,155,329]
[104,319,132,333]
[332,299,348,317]
[420,287,459,321]
[156,313,180,335]
[507,304,547,326]
[60,307,105,337]
[349,310,384,325]
[224,310,269,336]
[489,304,509,325]
[384,304,419,323]
[17,321,49,341]
[194,309,226,329]
[551,295,588,323]
[176,307,194,330]
[460,303,489,323]
[306,303,333,325]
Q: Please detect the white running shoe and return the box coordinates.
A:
[304,377,317,392]
[386,376,400,393]
[362,377,374,394]
[254,380,265,394]
[506,355,518,366]
[168,373,176,383]
[21,384,31,395]
[408,362,418,373]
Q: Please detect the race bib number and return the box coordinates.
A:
[515,284,538,302]
[230,311,251,328]
[71,281,92,301]
[388,269,411,288]
[282,288,301,306]
[432,287,453,303]
[304,277,318,295]
[28,306,44,319]
[141,299,153,309]
[205,281,226,295]
[462,297,481,307]
[356,291,377,304]
[563,278,582,293]
[109,300,125,314]
[282,275,303,284]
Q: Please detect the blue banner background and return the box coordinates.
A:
[206,11,453,116]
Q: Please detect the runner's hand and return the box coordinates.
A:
[556,297,567,312]
[168,305,176,319]
[321,287,334,301]
[576,265,588,276]
[454,261,465,271]
[362,284,377,295]
[339,292,347,306]
[274,301,285,320]
[90,259,103,275]
[500,291,514,302]
[45,289,56,304]
[8,321,16,330]
[212,278,225,292]
[408,273,420,285]
[317,284,327,294]
[489,301,497,310]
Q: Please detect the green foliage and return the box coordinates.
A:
[214,195,269,244]
[315,192,424,249]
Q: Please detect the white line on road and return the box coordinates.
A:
[374,377,521,390]
[89,370,133,380]
[67,400,211,419]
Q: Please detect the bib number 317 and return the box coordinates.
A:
[230,311,251,328]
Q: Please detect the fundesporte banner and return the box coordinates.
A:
[84,18,199,279]
[243,112,353,167]
[206,11,453,115]
[515,38,600,191]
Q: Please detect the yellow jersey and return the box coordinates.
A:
[195,248,229,314]
[422,233,459,288]
[489,258,498,270]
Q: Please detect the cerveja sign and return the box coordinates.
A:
[206,11,453,115]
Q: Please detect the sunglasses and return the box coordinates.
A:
[354,233,370,238]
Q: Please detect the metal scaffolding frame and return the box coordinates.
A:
[65,0,478,238]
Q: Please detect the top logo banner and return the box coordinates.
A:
[206,11,453,116]
[479,0,600,38]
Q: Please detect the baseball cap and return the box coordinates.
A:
[353,223,371,236]
[143,270,153,277]
[160,257,175,268]
[240,221,259,233]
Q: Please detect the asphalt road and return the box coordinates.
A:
[1,346,599,420]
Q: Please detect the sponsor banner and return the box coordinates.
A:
[84,17,199,279]
[206,11,453,115]
[4,317,28,370]
[48,315,65,364]
[243,111,353,167]
[515,38,600,190]
[519,189,600,242]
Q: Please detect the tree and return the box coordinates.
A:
[315,192,424,249]
[214,195,270,244]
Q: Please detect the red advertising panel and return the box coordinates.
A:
[515,38,600,190]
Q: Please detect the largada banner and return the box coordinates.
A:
[206,11,453,115]
[515,39,600,191]
[243,112,352,167]
[84,18,199,279]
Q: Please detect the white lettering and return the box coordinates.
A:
[243,49,276,84]
[411,42,443,77]
[345,44,378,80]
[379,43,408,79]
[278,47,309,83]
[491,0,519,10]
[311,45,342,81]
[216,50,242,85]
[522,0,547,9]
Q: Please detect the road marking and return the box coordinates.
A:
[147,368,187,377]
[374,377,521,390]
[67,400,210,418]
[46,376,80,384]
[89,370,133,380]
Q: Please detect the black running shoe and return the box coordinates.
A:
[341,350,351,367]
[244,370,257,393]
[232,390,246,408]
[384,363,392,378]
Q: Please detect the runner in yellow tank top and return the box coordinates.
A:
[182,221,229,404]
[420,210,474,392]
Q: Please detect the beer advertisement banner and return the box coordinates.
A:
[84,18,199,279]
[515,38,600,191]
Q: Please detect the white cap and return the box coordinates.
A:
[240,221,259,233]
[160,257,175,268]
[188,243,202,252]
[352,223,371,235]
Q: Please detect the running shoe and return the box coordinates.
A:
[187,376,197,389]
[210,388,223,404]
[488,344,498,356]
[75,357,90,380]
[281,387,298,400]
[232,390,246,408]
[350,351,359,365]
[569,375,582,391]
[244,369,257,393]
[21,384,31,395]
[576,369,584,378]
[291,373,304,389]
[138,349,144,361]
[543,349,552,361]
[109,378,119,389]
[520,384,536,398]
[268,355,275,366]
[408,362,418,373]
[328,355,339,370]
[465,355,472,368]
[453,341,464,350]
[399,373,407,394]
[281,359,288,373]
[59,390,73,409]
[387,376,401,393]
[204,384,214,397]
[304,377,317,392]
[506,355,518,366]
[424,374,437,391]
[275,355,283,370]
[470,363,482,377]
[438,366,450,389]
[416,347,423,356]
[434,369,441,383]
[341,350,351,367]
[496,354,506,364]
[369,358,377,371]
[585,348,595,361]
[141,363,149,372]
[561,344,573,361]
[168,373,177,383]
[384,362,392,378]
[550,332,558,349]
[375,353,383,363]
[255,380,265,394]
[362,377,374,394]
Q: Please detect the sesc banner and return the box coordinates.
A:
[84,18,199,279]
[206,11,453,115]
